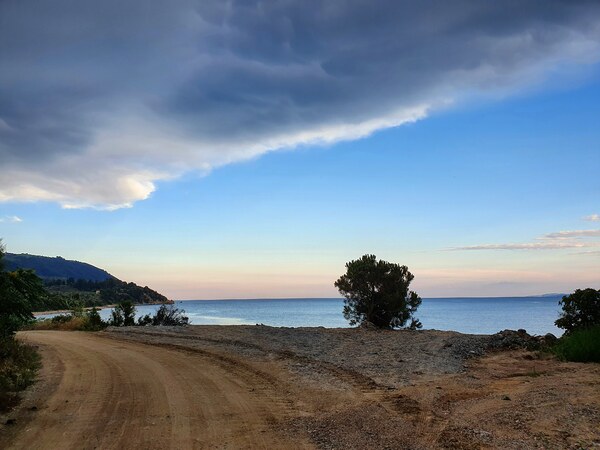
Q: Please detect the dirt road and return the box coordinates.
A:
[1,331,311,450]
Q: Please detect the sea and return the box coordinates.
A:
[40,296,566,336]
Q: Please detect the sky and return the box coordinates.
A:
[0,1,599,299]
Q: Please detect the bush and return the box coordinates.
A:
[113,303,188,327]
[109,301,136,327]
[137,314,153,326]
[30,315,87,331]
[29,307,107,331]
[334,254,422,329]
[0,337,41,411]
[31,302,189,330]
[555,288,600,334]
[83,307,107,331]
[52,313,75,324]
[552,326,600,363]
[150,304,189,326]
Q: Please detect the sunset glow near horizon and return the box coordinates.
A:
[1,1,599,299]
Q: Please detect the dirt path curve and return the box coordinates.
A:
[3,331,312,450]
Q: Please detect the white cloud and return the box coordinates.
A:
[544,229,600,239]
[449,241,598,251]
[574,250,600,255]
[1,1,600,209]
[449,227,600,252]
[0,215,23,223]
[583,214,600,222]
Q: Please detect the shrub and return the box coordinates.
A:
[552,326,600,363]
[109,301,136,327]
[0,337,41,411]
[84,307,107,331]
[137,314,153,326]
[151,304,189,326]
[31,315,88,331]
[52,313,75,324]
[29,308,107,331]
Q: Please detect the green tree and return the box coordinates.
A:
[0,241,46,337]
[555,288,600,334]
[110,301,136,327]
[85,307,106,331]
[334,254,422,329]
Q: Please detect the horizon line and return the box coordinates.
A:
[174,293,568,302]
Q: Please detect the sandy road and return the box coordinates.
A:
[2,331,312,450]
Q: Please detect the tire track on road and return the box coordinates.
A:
[2,331,312,450]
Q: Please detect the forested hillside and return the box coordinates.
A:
[2,252,169,311]
[4,253,113,282]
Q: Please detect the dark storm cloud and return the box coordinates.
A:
[1,0,599,208]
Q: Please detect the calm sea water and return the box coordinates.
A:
[52,296,564,336]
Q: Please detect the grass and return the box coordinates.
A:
[552,326,600,363]
[27,310,107,332]
[0,337,41,412]
[29,316,89,331]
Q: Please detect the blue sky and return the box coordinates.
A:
[1,1,599,298]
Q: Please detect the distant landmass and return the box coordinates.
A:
[3,252,169,311]
[4,253,113,282]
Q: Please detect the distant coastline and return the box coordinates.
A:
[175,294,565,301]
[33,300,172,317]
[32,296,564,335]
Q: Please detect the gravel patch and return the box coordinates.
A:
[106,325,491,387]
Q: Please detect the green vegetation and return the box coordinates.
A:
[552,326,600,363]
[2,252,169,313]
[0,241,42,411]
[555,288,600,334]
[32,302,189,331]
[0,243,42,337]
[0,337,41,411]
[147,303,190,326]
[31,306,109,331]
[44,277,170,308]
[86,307,105,330]
[4,252,113,281]
[108,302,189,327]
[334,254,422,329]
[110,301,136,326]
[551,288,600,363]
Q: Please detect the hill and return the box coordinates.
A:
[3,252,169,311]
[4,253,113,282]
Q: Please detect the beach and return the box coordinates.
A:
[1,326,598,449]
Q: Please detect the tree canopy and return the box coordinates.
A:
[555,288,600,334]
[110,301,136,327]
[334,254,422,329]
[0,241,45,337]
